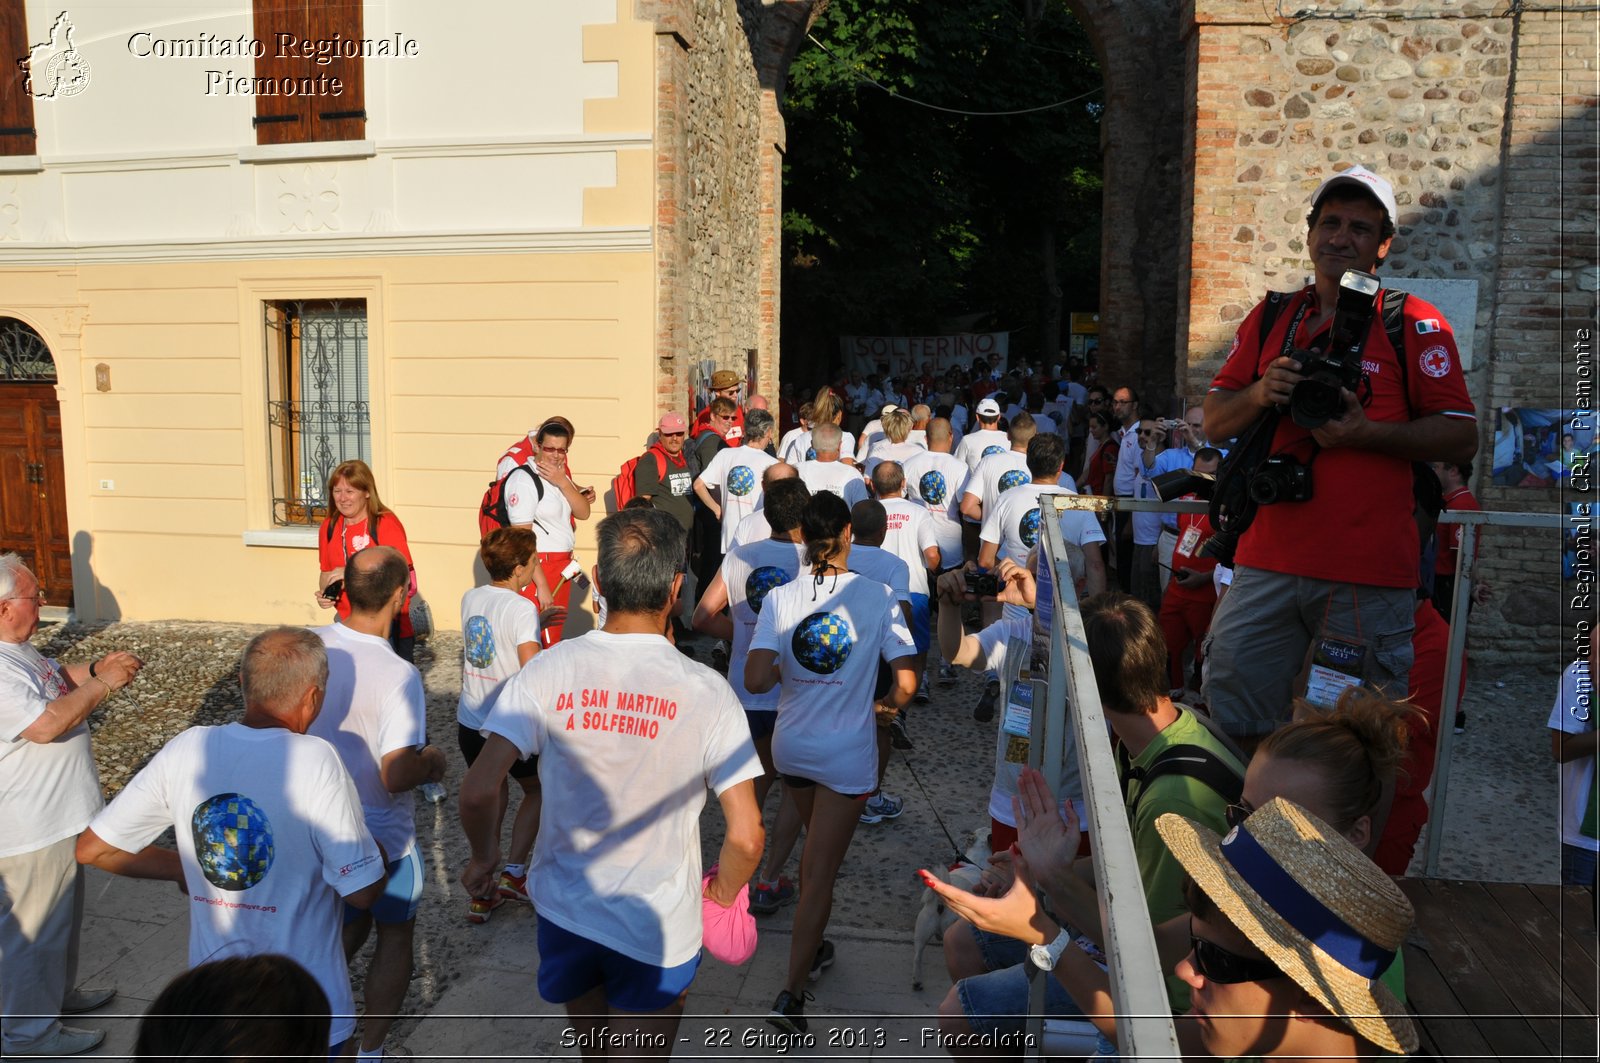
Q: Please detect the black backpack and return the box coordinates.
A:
[1118,742,1244,820]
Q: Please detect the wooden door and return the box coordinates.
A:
[0,384,72,607]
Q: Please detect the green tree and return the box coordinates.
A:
[780,0,1102,380]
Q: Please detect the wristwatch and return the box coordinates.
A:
[1028,925,1073,972]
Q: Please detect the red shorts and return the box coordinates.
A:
[519,551,573,645]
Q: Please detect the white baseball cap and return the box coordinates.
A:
[976,398,1002,418]
[1311,164,1398,229]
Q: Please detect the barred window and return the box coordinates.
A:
[265,299,369,526]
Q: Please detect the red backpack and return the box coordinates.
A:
[611,448,668,512]
[479,438,545,538]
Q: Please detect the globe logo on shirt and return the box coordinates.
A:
[920,470,948,506]
[191,793,275,892]
[745,566,792,614]
[728,465,757,497]
[464,615,496,669]
[792,611,855,674]
[998,469,1030,493]
[1020,507,1043,549]
[982,445,1006,459]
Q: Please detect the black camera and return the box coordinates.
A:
[965,569,1001,597]
[1247,455,1313,505]
[1288,269,1381,430]
[1151,468,1215,502]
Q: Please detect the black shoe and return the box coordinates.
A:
[711,645,728,674]
[808,938,835,981]
[890,713,914,750]
[973,679,1000,722]
[1454,711,1466,735]
[767,989,814,1034]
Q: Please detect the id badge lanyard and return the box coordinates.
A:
[1304,588,1369,710]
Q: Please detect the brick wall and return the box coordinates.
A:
[1183,0,1598,666]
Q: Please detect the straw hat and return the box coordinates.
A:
[1156,797,1418,1056]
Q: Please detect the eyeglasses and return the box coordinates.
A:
[660,431,686,438]
[4,594,43,603]
[540,445,569,456]
[1189,924,1284,984]
[1225,799,1255,831]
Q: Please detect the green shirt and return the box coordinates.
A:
[1120,708,1246,1012]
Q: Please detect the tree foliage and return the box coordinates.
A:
[780,0,1104,376]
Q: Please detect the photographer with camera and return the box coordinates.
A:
[1200,165,1476,749]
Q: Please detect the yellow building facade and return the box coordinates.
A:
[1,0,796,628]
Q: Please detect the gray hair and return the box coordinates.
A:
[811,422,842,456]
[240,628,329,716]
[0,553,28,600]
[910,404,931,426]
[882,409,913,444]
[744,408,775,445]
[596,508,685,616]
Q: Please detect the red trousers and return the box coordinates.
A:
[517,551,573,645]
[1159,590,1216,690]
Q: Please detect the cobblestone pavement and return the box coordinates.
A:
[37,618,1565,1059]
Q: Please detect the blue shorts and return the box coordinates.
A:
[537,915,701,1012]
[908,592,931,654]
[957,959,1083,1036]
[344,847,423,925]
[745,709,777,741]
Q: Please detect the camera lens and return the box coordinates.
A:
[1248,474,1280,506]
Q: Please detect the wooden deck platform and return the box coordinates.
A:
[1400,879,1597,1061]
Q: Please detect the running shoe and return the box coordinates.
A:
[938,663,958,685]
[973,678,1000,722]
[808,939,836,981]
[1454,711,1467,735]
[466,893,504,925]
[749,876,797,914]
[912,687,932,705]
[859,791,904,824]
[889,712,914,750]
[497,871,530,904]
[767,989,814,1034]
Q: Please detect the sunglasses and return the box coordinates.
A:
[1225,799,1254,831]
[1189,926,1284,984]
[660,431,686,438]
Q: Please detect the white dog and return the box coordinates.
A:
[911,829,993,991]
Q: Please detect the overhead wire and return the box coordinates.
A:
[803,32,1102,117]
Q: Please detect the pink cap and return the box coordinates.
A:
[658,412,688,433]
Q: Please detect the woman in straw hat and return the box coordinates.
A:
[923,780,1416,1058]
[1156,797,1417,1059]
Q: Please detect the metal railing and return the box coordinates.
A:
[1027,497,1181,1060]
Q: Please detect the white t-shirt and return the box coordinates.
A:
[955,429,1010,471]
[798,459,865,501]
[697,445,780,551]
[782,429,857,465]
[848,544,912,606]
[752,571,915,794]
[89,724,384,1046]
[730,509,772,548]
[458,584,542,730]
[719,539,808,710]
[862,441,927,479]
[974,617,1083,827]
[482,632,761,966]
[310,624,428,861]
[982,484,1104,567]
[968,451,1078,518]
[498,454,575,553]
[855,419,886,462]
[0,641,102,858]
[1131,451,1164,546]
[902,450,970,568]
[1113,424,1143,497]
[776,426,808,462]
[1550,660,1598,852]
[878,498,940,597]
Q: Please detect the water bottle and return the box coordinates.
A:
[420,781,447,804]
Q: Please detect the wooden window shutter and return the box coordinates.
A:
[252,1,366,145]
[0,1,37,155]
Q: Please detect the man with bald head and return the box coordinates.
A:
[79,627,385,1055]
[310,546,446,1060]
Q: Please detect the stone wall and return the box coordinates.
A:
[643,0,819,419]
[1183,0,1597,667]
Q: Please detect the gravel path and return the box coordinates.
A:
[35,617,1566,1042]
